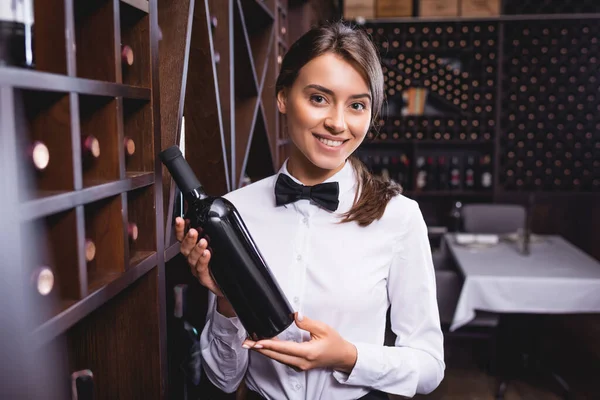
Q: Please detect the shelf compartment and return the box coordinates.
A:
[123,98,153,173]
[126,186,156,268]
[32,0,68,74]
[74,0,117,82]
[79,95,121,187]
[32,252,157,349]
[84,196,126,294]
[119,1,151,87]
[22,209,84,327]
[14,90,74,201]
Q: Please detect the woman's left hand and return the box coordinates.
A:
[243,313,357,373]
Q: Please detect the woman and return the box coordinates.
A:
[176,21,444,399]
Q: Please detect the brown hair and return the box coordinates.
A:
[275,21,402,227]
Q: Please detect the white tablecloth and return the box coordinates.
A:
[445,234,600,331]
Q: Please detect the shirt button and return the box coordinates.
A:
[295,384,302,390]
[293,296,299,304]
[296,254,302,261]
[302,217,309,225]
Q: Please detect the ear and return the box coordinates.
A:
[276,89,287,114]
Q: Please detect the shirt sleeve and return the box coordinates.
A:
[200,292,249,393]
[333,201,445,397]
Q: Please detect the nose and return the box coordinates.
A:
[324,106,347,134]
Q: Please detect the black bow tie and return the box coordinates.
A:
[274,174,340,212]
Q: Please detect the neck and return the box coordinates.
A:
[287,147,345,186]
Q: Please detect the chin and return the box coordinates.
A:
[306,152,348,172]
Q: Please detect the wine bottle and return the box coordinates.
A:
[121,44,134,66]
[449,156,461,190]
[28,140,49,171]
[426,156,437,190]
[415,156,427,191]
[82,135,100,159]
[464,155,475,190]
[0,0,35,68]
[31,266,53,296]
[128,222,138,241]
[437,155,449,190]
[160,145,294,340]
[84,239,96,262]
[124,136,135,157]
[479,154,493,190]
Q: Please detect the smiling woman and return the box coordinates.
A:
[176,21,445,400]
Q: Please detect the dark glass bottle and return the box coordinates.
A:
[160,145,294,340]
[0,0,35,68]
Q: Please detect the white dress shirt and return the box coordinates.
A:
[200,159,445,399]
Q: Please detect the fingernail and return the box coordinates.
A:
[202,250,209,257]
[297,311,304,322]
[189,229,196,237]
[242,344,250,349]
[253,344,263,349]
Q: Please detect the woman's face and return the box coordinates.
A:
[277,53,372,173]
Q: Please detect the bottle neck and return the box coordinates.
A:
[184,186,208,203]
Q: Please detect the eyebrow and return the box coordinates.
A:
[304,84,371,102]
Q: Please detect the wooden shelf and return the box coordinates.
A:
[405,190,494,197]
[3,0,164,397]
[32,252,157,349]
[21,172,154,221]
[365,139,494,146]
[354,13,600,25]
[0,67,151,99]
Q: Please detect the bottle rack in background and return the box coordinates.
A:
[503,0,600,14]
[359,14,600,194]
[357,148,493,194]
[365,21,498,144]
[501,19,600,192]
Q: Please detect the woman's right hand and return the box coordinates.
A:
[175,217,224,297]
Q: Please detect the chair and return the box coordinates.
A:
[436,204,527,378]
[461,204,526,234]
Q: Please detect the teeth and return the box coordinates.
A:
[317,137,344,147]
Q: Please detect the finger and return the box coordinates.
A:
[252,348,310,371]
[252,339,311,358]
[188,238,208,267]
[294,313,327,337]
[180,229,198,255]
[175,217,185,241]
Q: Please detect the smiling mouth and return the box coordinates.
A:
[313,133,349,148]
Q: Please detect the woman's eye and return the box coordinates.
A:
[351,103,365,111]
[310,95,326,104]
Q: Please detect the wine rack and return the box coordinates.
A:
[2,0,164,398]
[501,20,600,192]
[504,0,600,15]
[358,13,600,198]
[365,21,498,144]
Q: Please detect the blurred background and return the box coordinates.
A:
[0,0,598,399]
